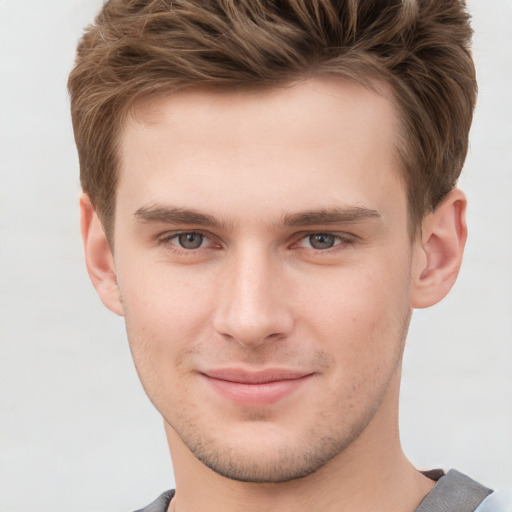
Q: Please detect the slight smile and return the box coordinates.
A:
[200,368,316,407]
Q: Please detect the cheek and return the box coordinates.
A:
[119,265,214,375]
[120,274,214,415]
[298,259,411,373]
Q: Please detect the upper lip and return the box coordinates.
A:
[201,368,314,384]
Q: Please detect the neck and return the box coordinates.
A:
[166,373,434,512]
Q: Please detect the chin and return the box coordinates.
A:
[178,419,367,484]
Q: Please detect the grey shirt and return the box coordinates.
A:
[133,469,493,512]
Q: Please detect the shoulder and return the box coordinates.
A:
[132,489,175,512]
[416,469,493,512]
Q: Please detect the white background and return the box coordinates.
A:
[0,1,511,511]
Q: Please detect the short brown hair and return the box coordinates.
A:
[69,0,477,238]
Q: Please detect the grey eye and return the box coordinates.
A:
[309,233,336,250]
[177,233,204,249]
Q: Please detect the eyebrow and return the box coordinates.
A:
[134,204,381,229]
[281,207,381,227]
[134,205,227,229]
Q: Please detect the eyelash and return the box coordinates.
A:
[157,231,216,251]
[294,232,357,252]
[156,230,357,254]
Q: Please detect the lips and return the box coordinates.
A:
[200,368,314,406]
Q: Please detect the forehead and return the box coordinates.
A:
[117,78,405,227]
[127,78,396,147]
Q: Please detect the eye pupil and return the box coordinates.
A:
[178,233,203,249]
[309,233,335,249]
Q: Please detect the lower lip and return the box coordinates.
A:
[203,375,313,406]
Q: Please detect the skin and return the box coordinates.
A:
[81,78,467,512]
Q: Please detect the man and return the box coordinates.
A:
[68,1,501,511]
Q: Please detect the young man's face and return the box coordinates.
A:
[105,78,421,482]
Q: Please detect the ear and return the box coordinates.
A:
[410,188,467,309]
[80,194,124,316]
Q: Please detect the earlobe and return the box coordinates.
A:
[410,189,467,309]
[80,194,124,316]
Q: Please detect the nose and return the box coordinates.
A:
[212,248,295,347]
